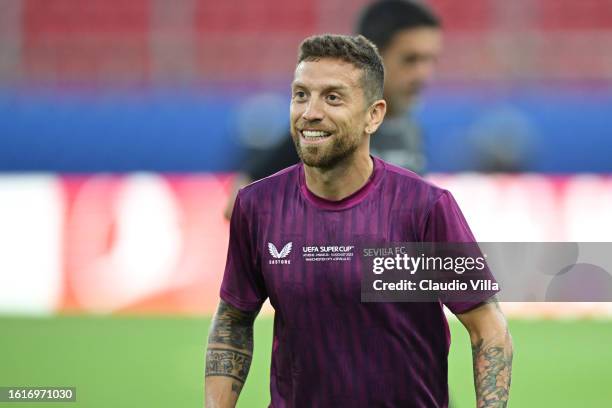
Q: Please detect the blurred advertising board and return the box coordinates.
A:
[1,173,611,317]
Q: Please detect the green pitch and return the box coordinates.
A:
[1,315,611,407]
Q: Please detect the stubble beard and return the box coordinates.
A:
[291,130,361,170]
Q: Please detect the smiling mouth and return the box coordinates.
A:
[300,130,332,144]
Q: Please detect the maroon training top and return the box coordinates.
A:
[221,156,492,408]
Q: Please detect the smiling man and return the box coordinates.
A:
[224,0,444,220]
[289,45,385,183]
[205,35,512,408]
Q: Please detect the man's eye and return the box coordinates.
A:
[402,55,420,65]
[327,94,340,102]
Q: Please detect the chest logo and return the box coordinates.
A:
[268,242,292,264]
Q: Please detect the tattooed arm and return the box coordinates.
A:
[205,300,260,408]
[456,298,513,408]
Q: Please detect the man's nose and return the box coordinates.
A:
[414,58,436,82]
[302,99,324,121]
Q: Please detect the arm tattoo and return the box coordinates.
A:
[205,301,258,393]
[208,300,257,350]
[472,337,513,407]
[471,298,513,408]
[205,348,250,393]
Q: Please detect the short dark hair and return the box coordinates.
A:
[356,0,442,52]
[297,34,385,104]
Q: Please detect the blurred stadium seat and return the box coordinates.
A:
[7,0,612,82]
[22,0,150,82]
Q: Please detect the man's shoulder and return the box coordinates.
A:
[238,163,301,204]
[379,158,446,200]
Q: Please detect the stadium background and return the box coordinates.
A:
[1,0,611,406]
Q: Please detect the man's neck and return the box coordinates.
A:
[303,152,374,201]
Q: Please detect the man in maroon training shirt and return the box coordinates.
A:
[205,34,513,408]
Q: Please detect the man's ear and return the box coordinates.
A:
[365,99,387,135]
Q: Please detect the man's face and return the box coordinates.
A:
[290,58,372,169]
[381,27,442,114]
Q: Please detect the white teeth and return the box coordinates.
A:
[302,130,330,138]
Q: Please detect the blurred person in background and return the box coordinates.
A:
[224,0,443,219]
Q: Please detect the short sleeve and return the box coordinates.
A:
[422,190,476,243]
[422,190,498,314]
[220,192,268,312]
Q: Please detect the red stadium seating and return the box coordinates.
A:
[22,0,150,82]
[14,0,612,83]
[429,0,494,31]
[537,0,612,30]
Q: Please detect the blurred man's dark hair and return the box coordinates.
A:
[298,34,385,103]
[356,0,442,51]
